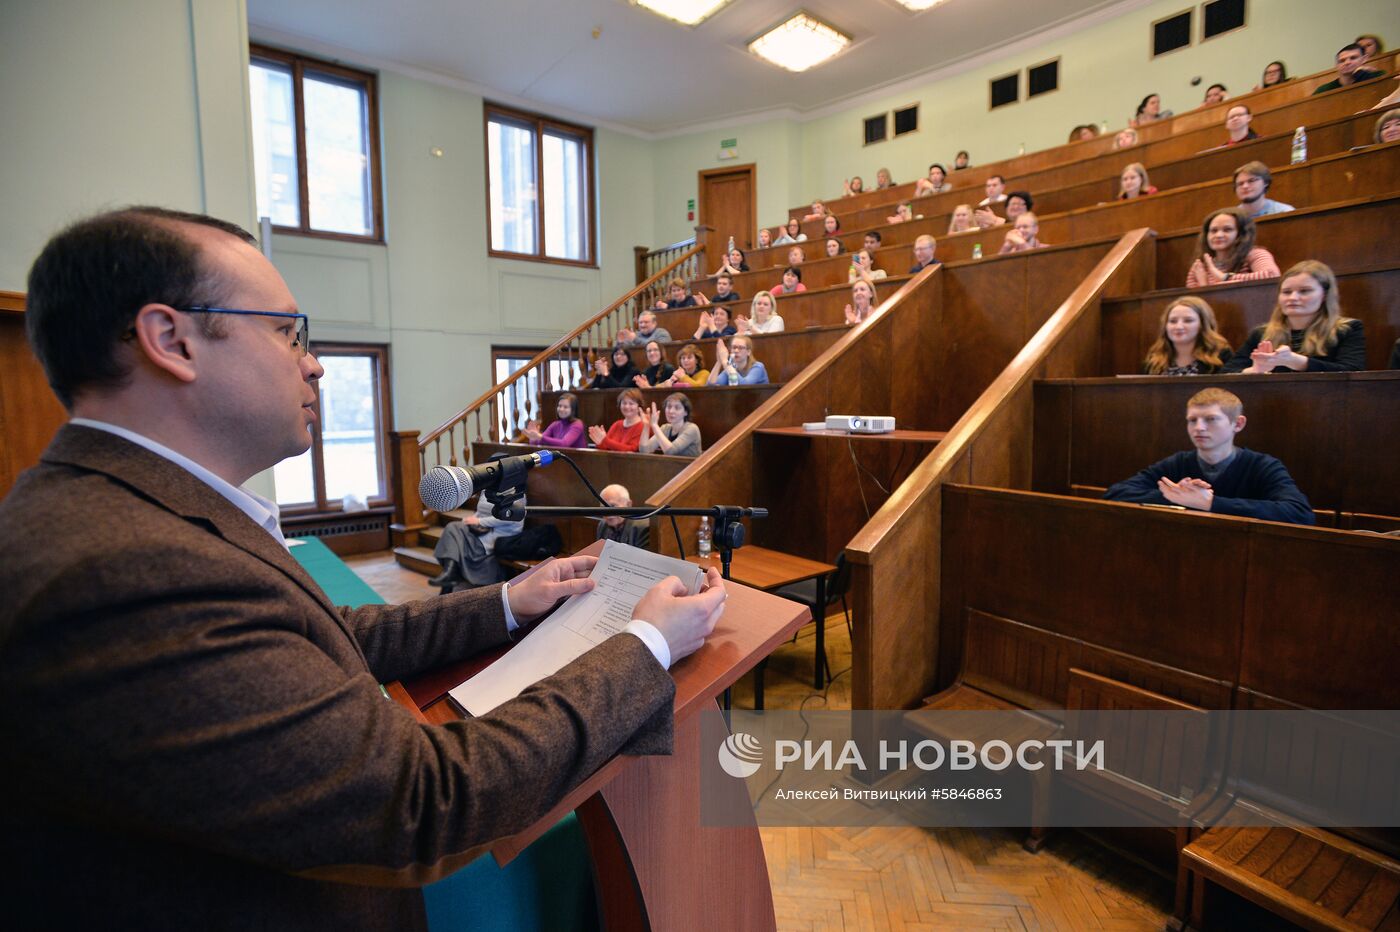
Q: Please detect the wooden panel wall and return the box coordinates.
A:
[940,485,1400,709]
[1,295,69,501]
[842,231,1157,710]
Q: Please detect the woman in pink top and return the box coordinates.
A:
[1186,207,1280,287]
[527,392,586,448]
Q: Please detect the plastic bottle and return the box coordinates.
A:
[1018,142,1026,156]
[727,235,735,254]
[697,516,712,557]
[1290,127,1308,164]
[972,243,983,260]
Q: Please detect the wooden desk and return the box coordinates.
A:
[688,544,838,696]
[388,540,807,932]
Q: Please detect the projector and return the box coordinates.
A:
[825,415,896,434]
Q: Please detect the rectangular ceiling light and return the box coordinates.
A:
[749,12,851,72]
[633,0,732,27]
[893,0,950,10]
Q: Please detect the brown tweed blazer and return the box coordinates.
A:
[0,424,676,930]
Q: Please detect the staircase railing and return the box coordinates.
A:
[633,226,709,285]
[417,242,706,481]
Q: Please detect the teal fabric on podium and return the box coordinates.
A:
[289,537,600,931]
[288,536,385,606]
[422,813,599,932]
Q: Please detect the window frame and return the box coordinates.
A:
[892,104,920,138]
[249,44,385,244]
[483,103,598,268]
[1026,57,1061,99]
[1150,8,1194,58]
[1199,0,1247,43]
[277,342,394,517]
[989,72,1020,110]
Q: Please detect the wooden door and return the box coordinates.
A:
[698,164,756,264]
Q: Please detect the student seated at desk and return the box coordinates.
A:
[632,340,675,388]
[528,392,587,448]
[589,344,640,389]
[1223,261,1366,373]
[659,343,710,388]
[588,388,646,452]
[597,483,650,548]
[708,336,769,385]
[736,290,785,335]
[1104,388,1315,525]
[640,393,702,457]
[694,304,737,340]
[1186,207,1280,287]
[1141,296,1232,375]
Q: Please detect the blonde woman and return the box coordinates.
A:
[737,290,786,335]
[709,335,769,385]
[844,279,877,325]
[1117,163,1158,199]
[1224,261,1366,372]
[947,204,974,234]
[1141,296,1232,375]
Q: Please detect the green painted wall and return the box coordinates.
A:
[650,0,1394,245]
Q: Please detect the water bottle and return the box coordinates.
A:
[697,516,712,557]
[972,243,983,260]
[727,235,735,253]
[1291,127,1308,164]
[1018,142,1026,156]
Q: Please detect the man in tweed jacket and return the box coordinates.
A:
[0,207,726,930]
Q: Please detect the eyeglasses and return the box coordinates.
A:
[176,306,310,357]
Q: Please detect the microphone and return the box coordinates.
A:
[418,451,555,512]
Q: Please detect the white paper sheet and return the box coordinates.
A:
[448,540,706,716]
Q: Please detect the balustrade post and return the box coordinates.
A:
[388,429,427,546]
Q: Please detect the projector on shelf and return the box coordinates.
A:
[824,415,896,434]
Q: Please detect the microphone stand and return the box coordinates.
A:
[491,503,766,582]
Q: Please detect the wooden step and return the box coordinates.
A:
[393,545,440,576]
[420,525,444,547]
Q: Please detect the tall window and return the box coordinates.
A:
[275,344,393,512]
[486,104,595,266]
[250,45,383,242]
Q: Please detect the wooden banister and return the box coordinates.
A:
[410,241,707,523]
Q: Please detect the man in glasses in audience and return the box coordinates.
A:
[0,206,726,929]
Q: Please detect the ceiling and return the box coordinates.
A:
[247,0,1139,136]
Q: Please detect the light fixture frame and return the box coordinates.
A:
[629,0,736,28]
[746,9,854,73]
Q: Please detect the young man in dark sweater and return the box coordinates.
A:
[1104,388,1315,525]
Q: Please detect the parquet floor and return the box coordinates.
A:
[345,550,1174,931]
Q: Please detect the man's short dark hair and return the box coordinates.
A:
[716,273,732,286]
[1337,43,1364,58]
[26,207,258,408]
[865,230,882,244]
[988,174,1005,184]
[1007,191,1034,211]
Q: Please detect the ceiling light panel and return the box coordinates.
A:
[633,0,733,27]
[892,0,950,11]
[748,12,852,73]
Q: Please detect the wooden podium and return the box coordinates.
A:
[386,540,809,931]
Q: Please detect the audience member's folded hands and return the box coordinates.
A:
[1158,476,1214,510]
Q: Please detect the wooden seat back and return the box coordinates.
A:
[542,384,779,446]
